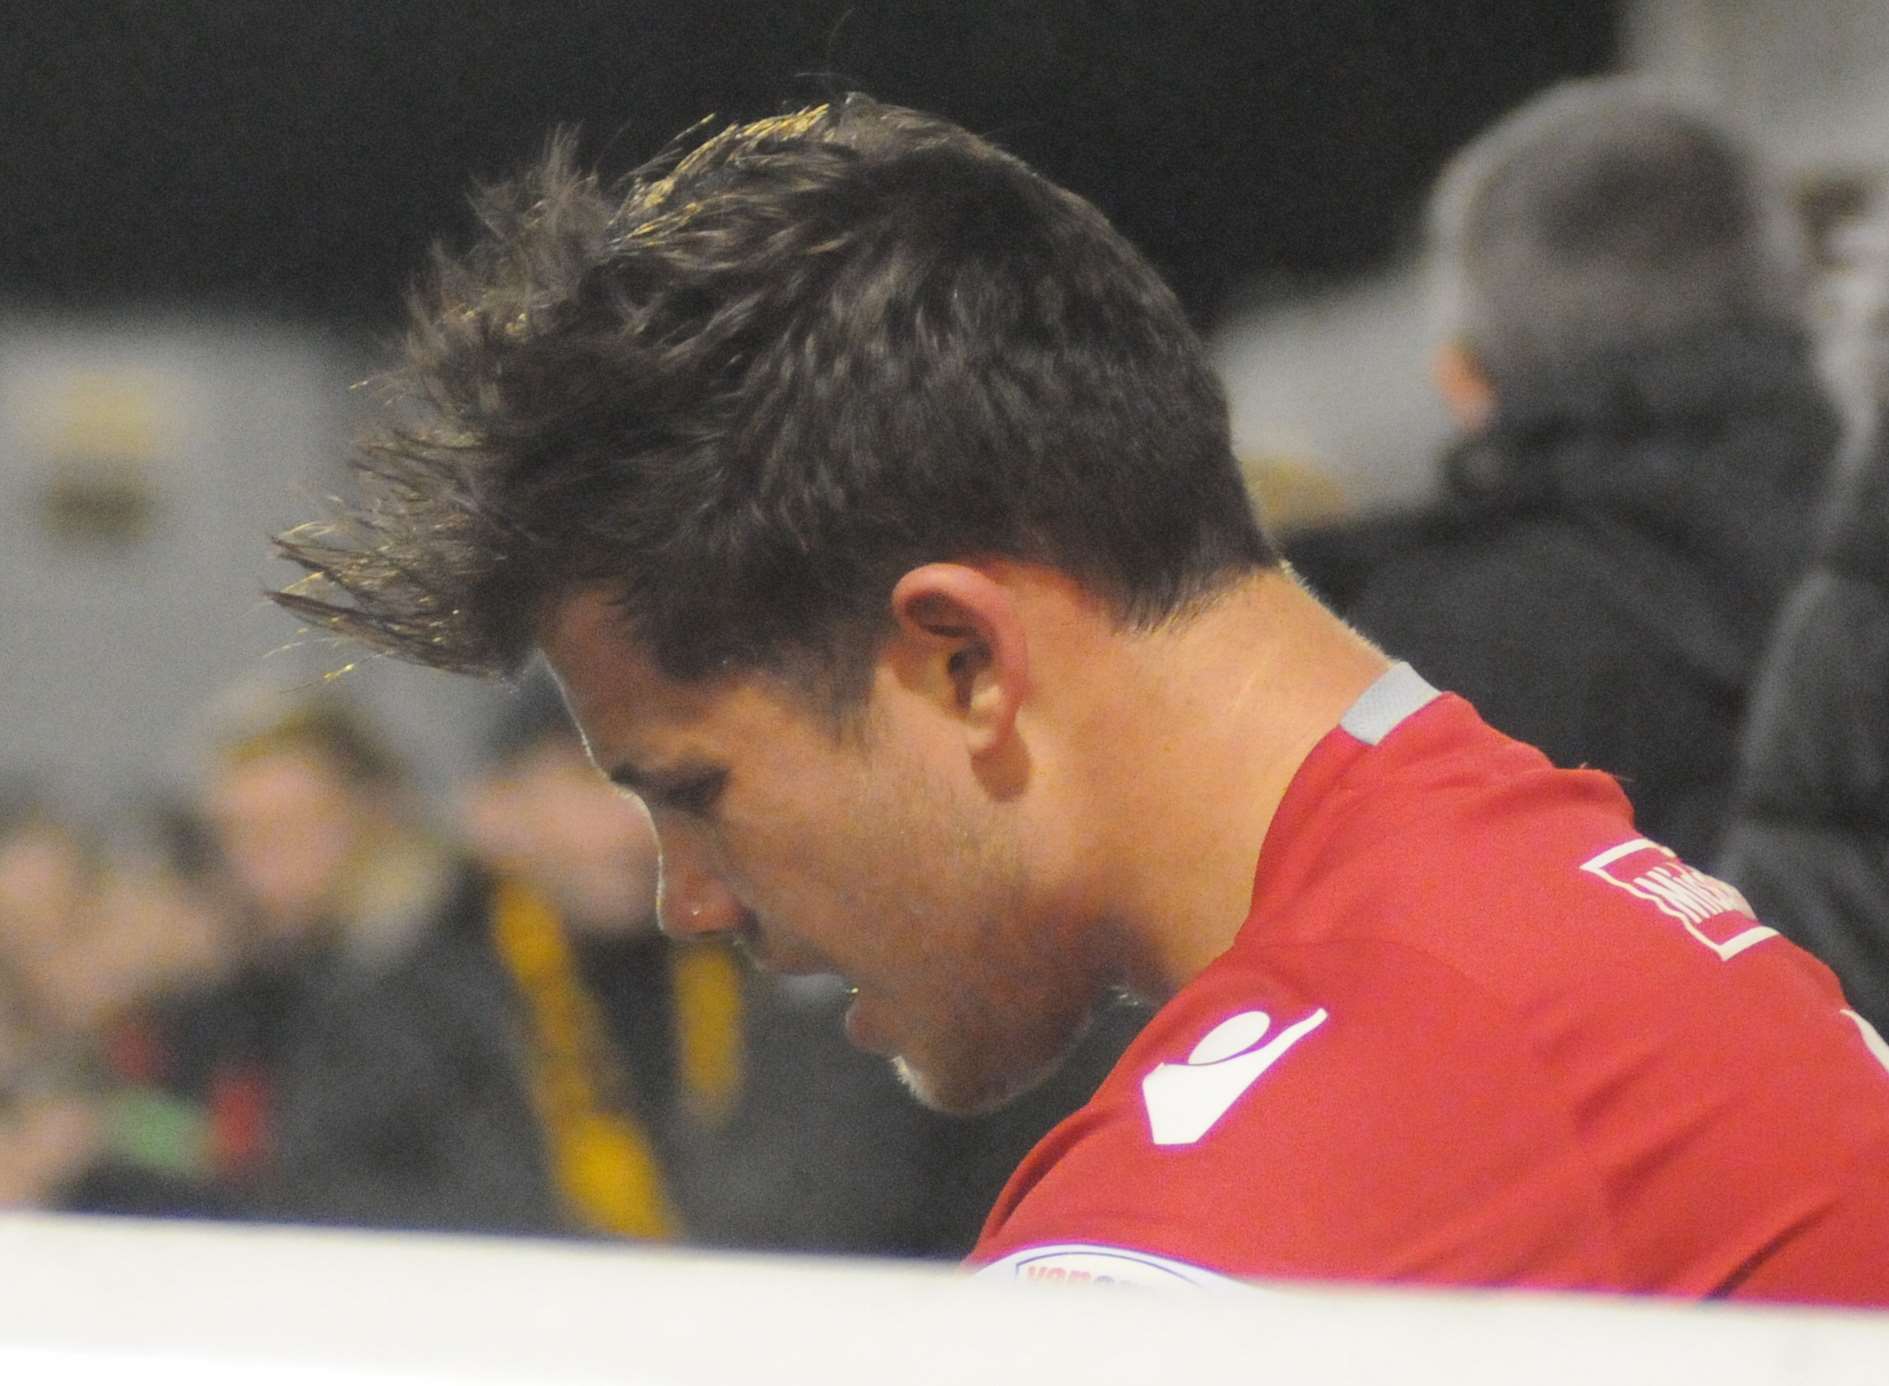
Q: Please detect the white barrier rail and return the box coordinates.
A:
[0,1213,1884,1384]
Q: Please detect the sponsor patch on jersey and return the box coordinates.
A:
[1140,1007,1329,1147]
[1579,837,1777,961]
[973,1243,1247,1289]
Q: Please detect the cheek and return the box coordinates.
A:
[843,793,988,943]
[711,742,967,936]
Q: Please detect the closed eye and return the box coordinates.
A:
[651,769,727,818]
[607,758,728,820]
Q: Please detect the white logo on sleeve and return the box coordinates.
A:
[1140,1007,1329,1147]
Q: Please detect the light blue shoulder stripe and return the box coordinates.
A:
[1338,662,1441,747]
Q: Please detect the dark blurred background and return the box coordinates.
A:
[2,1,1616,330]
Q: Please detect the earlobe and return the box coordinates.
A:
[888,564,1028,756]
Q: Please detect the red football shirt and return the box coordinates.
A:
[971,666,1889,1304]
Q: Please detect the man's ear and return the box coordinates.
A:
[1433,340,1496,430]
[886,563,1028,757]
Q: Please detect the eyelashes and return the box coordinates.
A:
[659,769,727,817]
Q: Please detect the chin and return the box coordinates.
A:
[892,1026,1086,1118]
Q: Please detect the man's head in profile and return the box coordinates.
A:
[274,97,1286,1116]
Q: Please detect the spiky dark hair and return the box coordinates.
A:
[274,96,1274,708]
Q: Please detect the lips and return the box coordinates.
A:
[739,939,837,980]
[733,918,845,981]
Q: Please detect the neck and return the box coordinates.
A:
[1064,570,1388,1002]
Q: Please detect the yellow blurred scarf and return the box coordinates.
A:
[489,878,743,1239]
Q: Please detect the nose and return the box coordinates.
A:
[654,831,746,942]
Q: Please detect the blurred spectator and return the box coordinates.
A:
[0,790,108,1205]
[184,687,560,1232]
[1719,212,1889,1033]
[462,683,690,1239]
[76,803,236,1034]
[1289,79,1844,862]
[48,801,243,1216]
[0,789,95,1051]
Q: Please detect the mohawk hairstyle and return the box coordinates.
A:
[274,96,1273,708]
